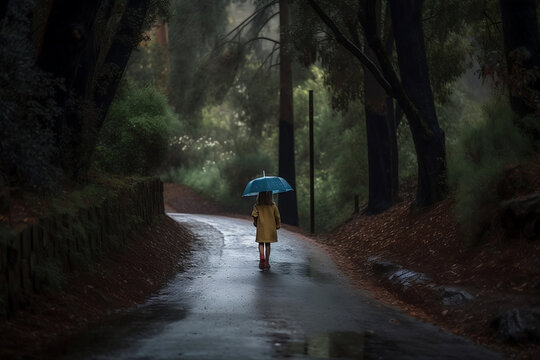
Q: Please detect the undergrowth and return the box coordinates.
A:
[448,100,538,242]
[93,83,175,176]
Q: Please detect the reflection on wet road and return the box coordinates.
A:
[47,214,504,359]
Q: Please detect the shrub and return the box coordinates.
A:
[448,100,536,242]
[93,84,174,175]
[164,148,272,212]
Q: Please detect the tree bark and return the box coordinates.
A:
[94,0,148,126]
[389,0,447,206]
[0,0,8,21]
[278,0,298,225]
[36,0,105,180]
[36,0,148,180]
[499,0,540,117]
[364,56,399,213]
[361,2,398,214]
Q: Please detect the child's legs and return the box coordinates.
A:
[258,243,265,259]
[265,243,271,261]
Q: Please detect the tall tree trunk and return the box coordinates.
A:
[361,3,398,214]
[94,0,148,126]
[308,0,447,206]
[278,0,298,226]
[364,59,398,213]
[389,0,447,206]
[0,0,8,21]
[36,0,105,180]
[36,0,148,180]
[500,0,540,118]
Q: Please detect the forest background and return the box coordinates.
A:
[1,0,539,236]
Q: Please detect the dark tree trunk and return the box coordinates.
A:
[389,0,447,206]
[36,1,148,180]
[309,0,447,206]
[0,0,8,21]
[362,4,398,214]
[36,0,104,180]
[94,0,148,125]
[364,64,399,213]
[500,0,540,117]
[278,0,298,226]
[36,1,103,93]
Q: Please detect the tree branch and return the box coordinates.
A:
[220,0,279,41]
[254,11,279,36]
[249,43,281,83]
[243,36,280,47]
[306,0,394,96]
[363,0,428,133]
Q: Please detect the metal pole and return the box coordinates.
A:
[309,90,315,234]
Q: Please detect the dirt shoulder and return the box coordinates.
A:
[311,197,539,360]
[0,215,194,359]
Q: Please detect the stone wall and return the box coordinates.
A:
[0,178,164,319]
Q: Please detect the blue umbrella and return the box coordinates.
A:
[242,171,294,197]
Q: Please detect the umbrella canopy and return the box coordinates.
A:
[242,171,294,197]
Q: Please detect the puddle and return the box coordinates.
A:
[272,260,333,283]
[274,331,365,359]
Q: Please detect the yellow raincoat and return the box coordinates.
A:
[251,203,281,243]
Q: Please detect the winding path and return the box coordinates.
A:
[48,214,504,359]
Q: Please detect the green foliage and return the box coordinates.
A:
[163,63,368,232]
[0,0,63,189]
[93,83,175,175]
[144,0,172,29]
[294,67,368,232]
[125,38,169,92]
[422,0,475,103]
[162,93,276,211]
[165,148,272,211]
[167,0,233,123]
[222,151,273,200]
[448,100,536,241]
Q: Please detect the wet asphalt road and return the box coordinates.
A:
[46,214,505,359]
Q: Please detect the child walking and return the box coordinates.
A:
[251,191,281,270]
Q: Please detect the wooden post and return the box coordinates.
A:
[309,90,315,234]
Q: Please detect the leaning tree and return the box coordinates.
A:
[307,0,449,206]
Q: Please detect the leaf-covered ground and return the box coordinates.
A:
[313,195,539,359]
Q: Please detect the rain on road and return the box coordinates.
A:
[45,214,504,359]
